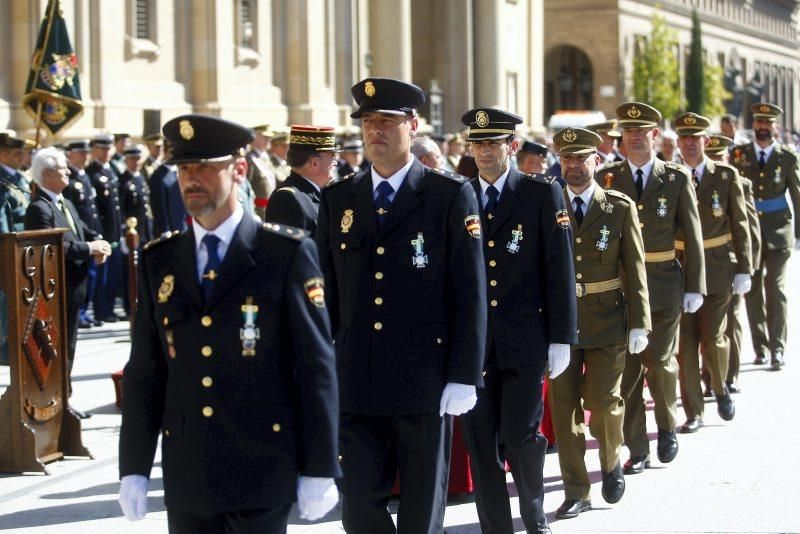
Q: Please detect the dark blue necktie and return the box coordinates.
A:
[635,169,644,199]
[201,234,221,302]
[374,181,394,227]
[573,196,584,227]
[485,185,499,218]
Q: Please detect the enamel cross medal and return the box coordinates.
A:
[411,232,428,268]
[597,225,610,251]
[657,196,668,218]
[507,224,523,254]
[240,296,260,356]
[711,191,723,218]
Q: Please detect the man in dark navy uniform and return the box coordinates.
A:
[316,78,487,534]
[459,108,577,534]
[120,146,154,244]
[118,114,340,532]
[86,134,126,322]
[264,125,339,236]
[149,139,189,237]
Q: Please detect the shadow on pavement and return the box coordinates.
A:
[0,496,165,529]
[41,478,164,500]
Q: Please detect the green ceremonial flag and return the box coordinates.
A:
[22,0,84,139]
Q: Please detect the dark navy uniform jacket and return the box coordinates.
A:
[120,171,154,243]
[149,164,187,236]
[65,164,102,235]
[316,159,487,415]
[119,215,341,514]
[470,169,578,369]
[86,160,122,243]
[264,171,321,236]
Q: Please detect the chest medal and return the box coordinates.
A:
[506,224,523,254]
[411,232,429,268]
[240,297,260,357]
[711,191,723,218]
[657,196,668,218]
[596,225,610,251]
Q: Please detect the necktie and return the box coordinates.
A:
[57,199,77,233]
[485,185,499,219]
[201,234,221,302]
[758,150,766,169]
[691,168,699,188]
[635,169,644,199]
[374,181,394,227]
[573,196,584,226]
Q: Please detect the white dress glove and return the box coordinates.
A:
[733,274,752,295]
[548,343,571,379]
[682,292,704,313]
[297,476,338,521]
[628,328,649,354]
[118,474,148,521]
[439,382,478,416]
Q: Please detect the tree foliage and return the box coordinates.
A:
[632,12,681,120]
[703,61,732,118]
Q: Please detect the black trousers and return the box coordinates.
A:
[167,505,292,534]
[460,360,548,534]
[340,412,449,534]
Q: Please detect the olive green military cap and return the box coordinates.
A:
[705,134,733,155]
[553,127,603,155]
[751,102,782,120]
[252,124,276,137]
[586,119,621,138]
[616,101,662,128]
[674,112,711,136]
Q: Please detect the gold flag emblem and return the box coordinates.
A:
[179,120,194,140]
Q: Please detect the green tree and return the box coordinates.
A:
[703,61,732,118]
[632,12,681,120]
[686,9,705,113]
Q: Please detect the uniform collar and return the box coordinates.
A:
[192,205,244,254]
[627,156,655,180]
[756,140,779,160]
[566,181,596,209]
[478,166,511,199]
[370,156,414,193]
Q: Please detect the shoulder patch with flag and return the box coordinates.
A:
[464,214,482,239]
[304,277,325,307]
[555,209,571,229]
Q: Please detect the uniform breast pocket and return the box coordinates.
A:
[334,234,364,255]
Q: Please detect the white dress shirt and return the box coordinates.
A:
[193,205,244,281]
[478,167,511,209]
[566,181,596,216]
[627,157,656,190]
[370,157,414,202]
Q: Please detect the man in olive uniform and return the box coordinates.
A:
[460,108,577,534]
[548,127,650,519]
[316,78,487,534]
[142,133,164,180]
[706,135,761,392]
[729,103,800,369]
[674,113,751,433]
[596,102,705,474]
[269,132,291,182]
[264,125,338,236]
[246,124,279,219]
[118,114,340,532]
[587,120,624,164]
[86,134,126,323]
[0,134,31,231]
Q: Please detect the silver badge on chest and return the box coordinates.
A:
[411,232,428,268]
[507,224,524,254]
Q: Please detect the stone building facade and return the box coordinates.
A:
[0,0,545,140]
[544,0,800,131]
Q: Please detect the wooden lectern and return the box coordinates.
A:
[0,229,91,474]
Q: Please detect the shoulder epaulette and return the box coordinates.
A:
[261,222,306,240]
[143,230,181,251]
[781,144,798,157]
[605,188,632,204]
[324,173,355,188]
[598,160,624,173]
[523,173,554,184]
[665,162,690,176]
[430,167,466,183]
[275,186,297,194]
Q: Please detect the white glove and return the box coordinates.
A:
[682,292,704,313]
[439,382,478,416]
[548,343,571,379]
[628,328,649,355]
[733,274,752,295]
[297,476,338,521]
[118,474,148,521]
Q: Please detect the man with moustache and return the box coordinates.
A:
[264,125,339,235]
[596,102,705,474]
[548,127,649,519]
[316,78,487,534]
[673,113,751,433]
[118,114,340,531]
[460,108,576,534]
[729,103,800,369]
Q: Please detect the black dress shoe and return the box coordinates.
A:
[716,393,735,421]
[601,462,625,504]
[92,319,104,327]
[771,351,785,370]
[555,499,591,519]
[679,418,703,433]
[754,352,769,365]
[623,454,650,474]
[726,381,741,394]
[535,527,552,534]
[657,429,678,463]
[100,315,119,323]
[78,319,93,329]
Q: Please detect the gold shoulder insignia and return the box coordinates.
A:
[262,222,307,240]
[605,189,633,204]
[324,173,355,188]
[143,230,181,251]
[431,168,466,182]
[276,187,297,194]
[525,173,553,184]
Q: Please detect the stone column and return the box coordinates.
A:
[432,0,474,133]
[7,0,45,131]
[368,0,412,80]
[473,0,503,107]
[528,0,545,128]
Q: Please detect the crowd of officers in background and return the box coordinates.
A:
[1,96,799,530]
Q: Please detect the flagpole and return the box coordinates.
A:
[34,100,44,149]
[31,0,58,147]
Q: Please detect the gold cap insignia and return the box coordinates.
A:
[709,137,719,146]
[179,120,194,140]
[627,106,641,119]
[476,111,489,128]
[304,277,326,308]
[684,115,696,125]
[562,128,577,143]
[760,104,770,113]
[158,275,175,303]
[365,81,376,97]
